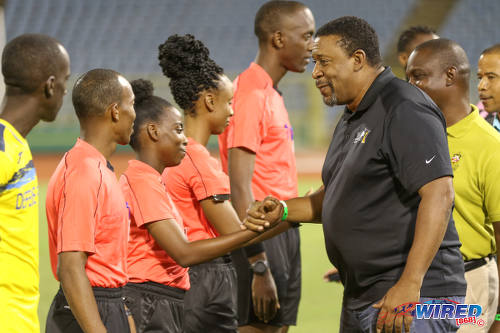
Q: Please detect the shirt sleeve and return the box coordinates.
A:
[483,149,500,222]
[57,157,100,254]
[227,89,269,153]
[126,173,176,228]
[384,101,453,193]
[184,149,230,201]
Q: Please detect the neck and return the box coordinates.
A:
[347,66,385,112]
[442,95,471,127]
[0,95,42,137]
[255,47,287,87]
[79,120,117,160]
[184,113,211,146]
[136,147,164,174]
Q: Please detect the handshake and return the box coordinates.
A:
[244,196,286,232]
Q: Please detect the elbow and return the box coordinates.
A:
[444,180,455,210]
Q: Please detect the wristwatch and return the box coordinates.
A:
[250,260,269,275]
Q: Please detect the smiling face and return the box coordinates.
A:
[312,35,358,107]
[157,107,187,167]
[278,7,315,73]
[478,52,500,113]
[209,75,234,134]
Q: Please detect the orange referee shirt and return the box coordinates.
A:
[120,160,190,290]
[218,62,298,201]
[46,139,129,288]
[163,137,230,242]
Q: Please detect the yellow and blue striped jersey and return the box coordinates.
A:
[0,118,39,332]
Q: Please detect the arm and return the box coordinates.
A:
[489,222,500,333]
[228,146,280,323]
[146,218,268,267]
[375,176,454,333]
[58,252,106,333]
[244,187,325,231]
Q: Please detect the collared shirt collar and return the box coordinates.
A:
[248,62,282,94]
[344,67,396,117]
[127,159,162,177]
[447,105,479,138]
[493,115,500,133]
[75,138,114,170]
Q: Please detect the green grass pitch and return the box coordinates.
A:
[37,178,343,332]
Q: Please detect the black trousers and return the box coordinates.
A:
[46,286,130,333]
[183,255,238,333]
[124,281,185,333]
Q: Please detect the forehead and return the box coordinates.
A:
[312,35,344,56]
[407,48,438,71]
[218,75,234,94]
[478,53,500,72]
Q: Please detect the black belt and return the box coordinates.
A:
[464,254,496,272]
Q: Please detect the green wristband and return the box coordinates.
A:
[496,314,500,321]
[280,200,288,221]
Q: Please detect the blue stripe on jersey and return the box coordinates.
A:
[0,160,36,193]
[0,122,5,152]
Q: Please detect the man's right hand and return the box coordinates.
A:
[245,196,283,231]
[252,269,280,323]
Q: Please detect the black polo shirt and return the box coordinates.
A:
[321,67,466,309]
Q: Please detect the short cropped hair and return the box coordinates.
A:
[2,34,66,94]
[481,43,500,57]
[316,16,382,67]
[254,1,307,44]
[415,38,470,81]
[397,25,437,53]
[72,68,123,119]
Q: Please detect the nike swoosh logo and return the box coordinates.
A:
[425,155,436,164]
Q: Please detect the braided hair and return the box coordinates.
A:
[158,34,223,115]
[129,78,173,150]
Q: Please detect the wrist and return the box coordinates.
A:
[280,200,288,221]
[250,259,269,275]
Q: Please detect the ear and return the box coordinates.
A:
[204,91,216,112]
[146,123,160,142]
[108,103,120,122]
[445,67,457,87]
[352,49,367,72]
[271,31,284,49]
[398,54,408,68]
[44,75,56,98]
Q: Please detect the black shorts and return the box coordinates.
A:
[184,255,238,333]
[123,281,185,333]
[45,286,130,333]
[232,227,301,327]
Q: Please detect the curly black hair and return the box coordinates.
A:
[158,34,223,114]
[316,16,382,67]
[129,78,173,150]
[397,26,437,53]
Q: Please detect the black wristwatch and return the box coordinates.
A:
[250,260,269,275]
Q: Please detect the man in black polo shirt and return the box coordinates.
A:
[245,16,466,332]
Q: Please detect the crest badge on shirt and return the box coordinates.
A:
[451,153,462,171]
[353,128,371,144]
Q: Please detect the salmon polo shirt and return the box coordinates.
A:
[163,137,230,242]
[218,62,298,201]
[46,138,129,288]
[120,160,189,290]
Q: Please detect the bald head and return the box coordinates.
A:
[2,34,69,94]
[254,0,308,44]
[72,69,128,119]
[413,38,470,85]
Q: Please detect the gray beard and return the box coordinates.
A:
[324,94,337,107]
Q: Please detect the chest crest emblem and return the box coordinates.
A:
[451,153,462,171]
[353,128,371,144]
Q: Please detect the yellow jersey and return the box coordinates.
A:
[447,106,500,260]
[0,118,39,332]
